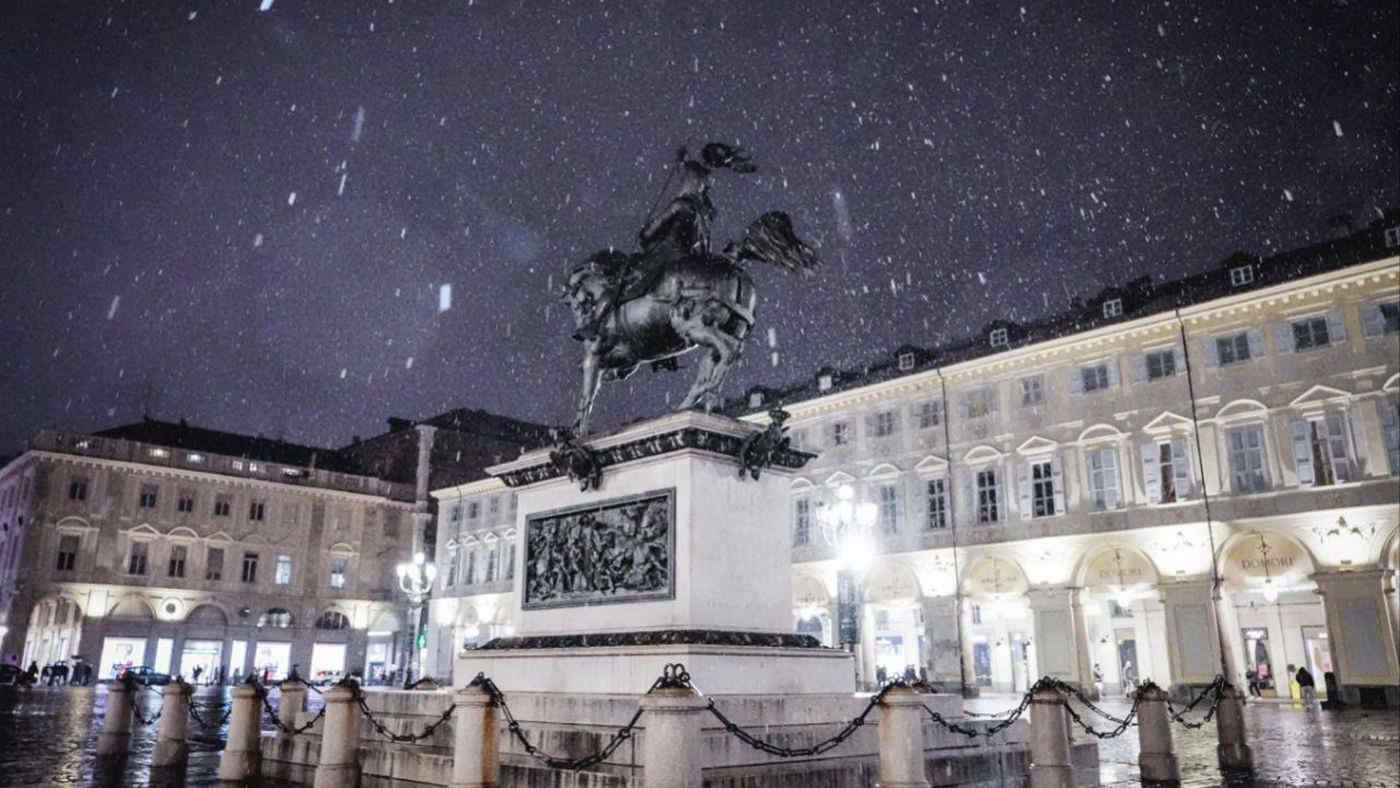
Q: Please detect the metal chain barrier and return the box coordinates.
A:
[928,682,1034,738]
[469,672,646,770]
[187,693,233,729]
[926,676,1149,740]
[702,667,897,757]
[257,679,327,736]
[131,684,164,726]
[352,680,456,744]
[1161,675,1226,729]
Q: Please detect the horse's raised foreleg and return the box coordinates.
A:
[700,331,744,413]
[677,349,717,411]
[574,349,604,436]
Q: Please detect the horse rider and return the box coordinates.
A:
[574,143,752,342]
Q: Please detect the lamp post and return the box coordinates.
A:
[819,484,878,688]
[395,552,436,688]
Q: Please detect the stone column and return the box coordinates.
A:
[451,681,499,788]
[877,684,930,788]
[97,678,135,757]
[1215,684,1253,774]
[278,680,307,733]
[920,595,963,687]
[639,685,707,788]
[860,602,880,689]
[1135,684,1180,785]
[217,682,264,781]
[1158,580,1225,695]
[313,684,362,788]
[958,597,978,696]
[152,680,193,769]
[1027,588,1094,695]
[1312,568,1400,707]
[1028,685,1073,788]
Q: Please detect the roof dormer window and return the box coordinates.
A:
[897,352,915,371]
[1384,226,1400,248]
[989,328,1008,348]
[817,373,833,392]
[748,391,764,408]
[1103,298,1122,318]
[1229,265,1254,287]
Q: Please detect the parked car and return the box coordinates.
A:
[121,666,171,686]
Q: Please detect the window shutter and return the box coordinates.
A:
[1141,442,1161,504]
[1325,309,1346,343]
[1360,303,1385,337]
[963,473,976,521]
[1131,354,1148,383]
[1272,324,1294,354]
[959,395,972,420]
[1324,413,1350,482]
[1173,346,1186,375]
[987,389,1000,416]
[1202,338,1220,367]
[1103,449,1122,509]
[1171,438,1192,498]
[1069,369,1085,395]
[1247,329,1265,359]
[1017,462,1031,519]
[1051,454,1065,514]
[1105,359,1120,388]
[865,412,879,440]
[1291,420,1315,486]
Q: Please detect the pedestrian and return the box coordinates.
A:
[1246,668,1261,697]
[192,665,204,685]
[1092,662,1105,697]
[25,661,38,684]
[1296,665,1316,709]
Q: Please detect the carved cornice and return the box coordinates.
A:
[492,426,815,488]
[476,628,825,650]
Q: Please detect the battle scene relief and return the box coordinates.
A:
[523,490,674,609]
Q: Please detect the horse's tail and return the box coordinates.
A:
[730,211,819,277]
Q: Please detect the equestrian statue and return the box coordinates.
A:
[563,142,819,435]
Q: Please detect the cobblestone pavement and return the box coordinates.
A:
[1,683,1394,786]
[968,693,1400,787]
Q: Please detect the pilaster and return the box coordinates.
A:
[1026,587,1093,693]
[1311,568,1400,707]
[1157,579,1224,693]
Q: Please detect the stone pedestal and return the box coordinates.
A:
[1215,684,1253,774]
[278,680,307,733]
[457,412,852,696]
[313,685,362,788]
[639,686,707,788]
[1028,687,1073,788]
[451,682,499,788]
[152,681,193,769]
[97,680,135,757]
[218,683,263,783]
[1135,685,1180,785]
[877,685,932,788]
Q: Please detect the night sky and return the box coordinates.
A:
[3,1,1396,454]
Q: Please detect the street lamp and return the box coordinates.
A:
[819,484,878,687]
[395,551,437,687]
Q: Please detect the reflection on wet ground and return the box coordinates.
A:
[967,693,1400,787]
[0,685,1394,786]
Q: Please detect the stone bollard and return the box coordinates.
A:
[1028,685,1074,788]
[152,680,194,769]
[1215,684,1254,774]
[97,677,136,757]
[312,682,362,788]
[639,683,708,788]
[451,678,500,788]
[279,679,308,733]
[1135,684,1180,786]
[876,684,931,788]
[217,680,265,782]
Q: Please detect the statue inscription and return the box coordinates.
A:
[523,489,675,609]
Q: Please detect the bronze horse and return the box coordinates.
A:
[565,252,757,434]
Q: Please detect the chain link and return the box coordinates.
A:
[926,675,1150,740]
[186,693,233,729]
[130,685,164,726]
[703,674,920,757]
[1162,676,1226,729]
[469,672,645,770]
[353,681,456,744]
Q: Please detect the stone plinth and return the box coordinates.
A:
[459,411,853,695]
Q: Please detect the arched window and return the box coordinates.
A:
[258,608,294,628]
[315,610,350,630]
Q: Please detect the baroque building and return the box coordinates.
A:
[0,420,415,683]
[0,409,550,685]
[427,217,1400,708]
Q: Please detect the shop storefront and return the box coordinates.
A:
[310,642,347,682]
[180,640,223,684]
[98,637,147,680]
[252,641,292,682]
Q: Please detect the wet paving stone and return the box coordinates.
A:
[969,693,1400,788]
[1,684,1395,786]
